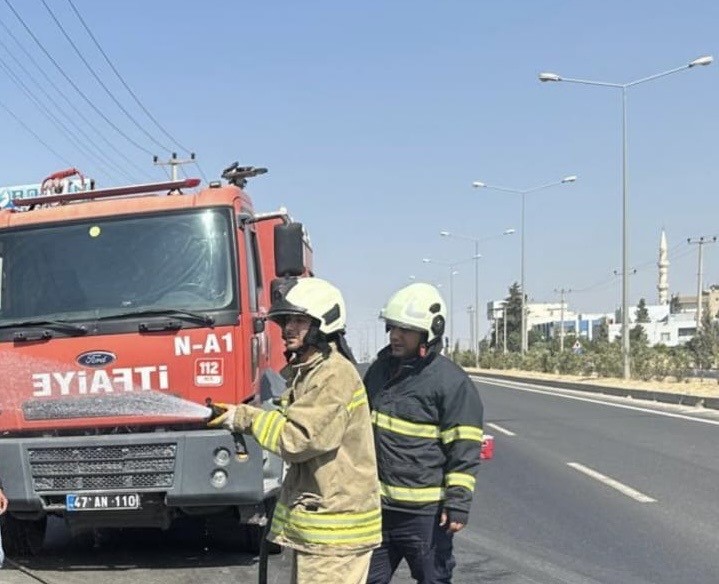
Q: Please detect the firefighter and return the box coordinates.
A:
[0,476,7,568]
[364,282,484,584]
[209,277,381,584]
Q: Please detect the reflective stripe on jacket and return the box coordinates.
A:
[364,347,484,518]
[247,343,381,556]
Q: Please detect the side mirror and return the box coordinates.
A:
[274,222,305,277]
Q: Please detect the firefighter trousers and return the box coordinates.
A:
[366,509,455,584]
[290,549,373,584]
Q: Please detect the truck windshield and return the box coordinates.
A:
[0,208,236,325]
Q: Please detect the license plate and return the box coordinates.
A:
[66,493,141,511]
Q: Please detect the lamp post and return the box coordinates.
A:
[422,257,473,353]
[466,305,475,355]
[539,55,713,379]
[439,228,515,367]
[472,177,576,354]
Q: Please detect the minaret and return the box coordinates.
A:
[658,229,669,305]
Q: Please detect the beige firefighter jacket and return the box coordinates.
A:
[235,343,381,556]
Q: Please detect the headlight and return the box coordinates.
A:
[214,448,231,467]
[210,469,228,489]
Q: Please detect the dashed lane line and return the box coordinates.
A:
[486,422,515,436]
[567,462,656,503]
[472,376,719,427]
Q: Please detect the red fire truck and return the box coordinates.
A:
[0,164,311,555]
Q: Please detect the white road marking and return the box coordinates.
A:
[567,462,656,503]
[472,376,719,427]
[487,422,515,436]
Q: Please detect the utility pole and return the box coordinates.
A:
[688,236,717,331]
[153,152,196,181]
[467,305,475,359]
[554,288,572,352]
[502,302,508,354]
[494,307,500,352]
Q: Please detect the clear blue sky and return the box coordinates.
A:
[0,0,717,355]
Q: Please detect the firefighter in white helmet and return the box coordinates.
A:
[364,282,484,584]
[210,277,381,584]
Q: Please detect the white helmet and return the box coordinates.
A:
[379,283,446,344]
[268,277,346,335]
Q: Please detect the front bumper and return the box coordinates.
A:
[0,429,267,514]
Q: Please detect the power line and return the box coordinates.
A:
[0,36,130,182]
[3,0,155,158]
[0,14,153,181]
[572,274,618,294]
[0,99,71,165]
[561,240,700,300]
[0,55,124,184]
[193,161,210,184]
[631,241,683,272]
[40,0,173,154]
[65,0,209,183]
[65,0,191,155]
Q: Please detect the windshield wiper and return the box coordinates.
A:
[0,319,88,335]
[98,308,215,327]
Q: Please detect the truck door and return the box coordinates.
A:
[240,221,266,392]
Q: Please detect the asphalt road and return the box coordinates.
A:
[4,377,719,583]
[469,376,719,584]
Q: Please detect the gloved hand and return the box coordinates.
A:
[207,403,237,431]
[439,508,467,533]
[207,403,257,433]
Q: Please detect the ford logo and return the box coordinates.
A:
[77,351,117,367]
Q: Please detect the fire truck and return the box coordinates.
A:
[0,164,311,555]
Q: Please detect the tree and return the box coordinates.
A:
[669,294,681,315]
[627,298,650,349]
[594,317,609,344]
[686,313,719,370]
[491,282,523,352]
[630,323,648,347]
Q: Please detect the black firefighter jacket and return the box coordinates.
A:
[364,347,484,524]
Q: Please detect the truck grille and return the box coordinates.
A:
[28,443,177,492]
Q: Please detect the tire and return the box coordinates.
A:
[206,517,280,554]
[1,515,47,557]
[205,500,282,555]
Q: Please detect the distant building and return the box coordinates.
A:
[533,311,616,343]
[607,304,698,347]
[486,297,615,343]
[486,230,718,348]
[671,286,719,319]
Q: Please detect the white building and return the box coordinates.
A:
[533,310,615,342]
[607,305,697,347]
[487,229,714,347]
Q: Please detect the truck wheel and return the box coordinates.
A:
[206,507,282,555]
[206,518,281,554]
[1,515,47,557]
[242,523,282,555]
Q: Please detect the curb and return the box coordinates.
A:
[469,371,719,411]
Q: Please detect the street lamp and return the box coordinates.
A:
[539,55,712,379]
[472,177,576,354]
[422,257,472,352]
[439,228,515,367]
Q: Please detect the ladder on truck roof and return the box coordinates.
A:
[17,178,201,208]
